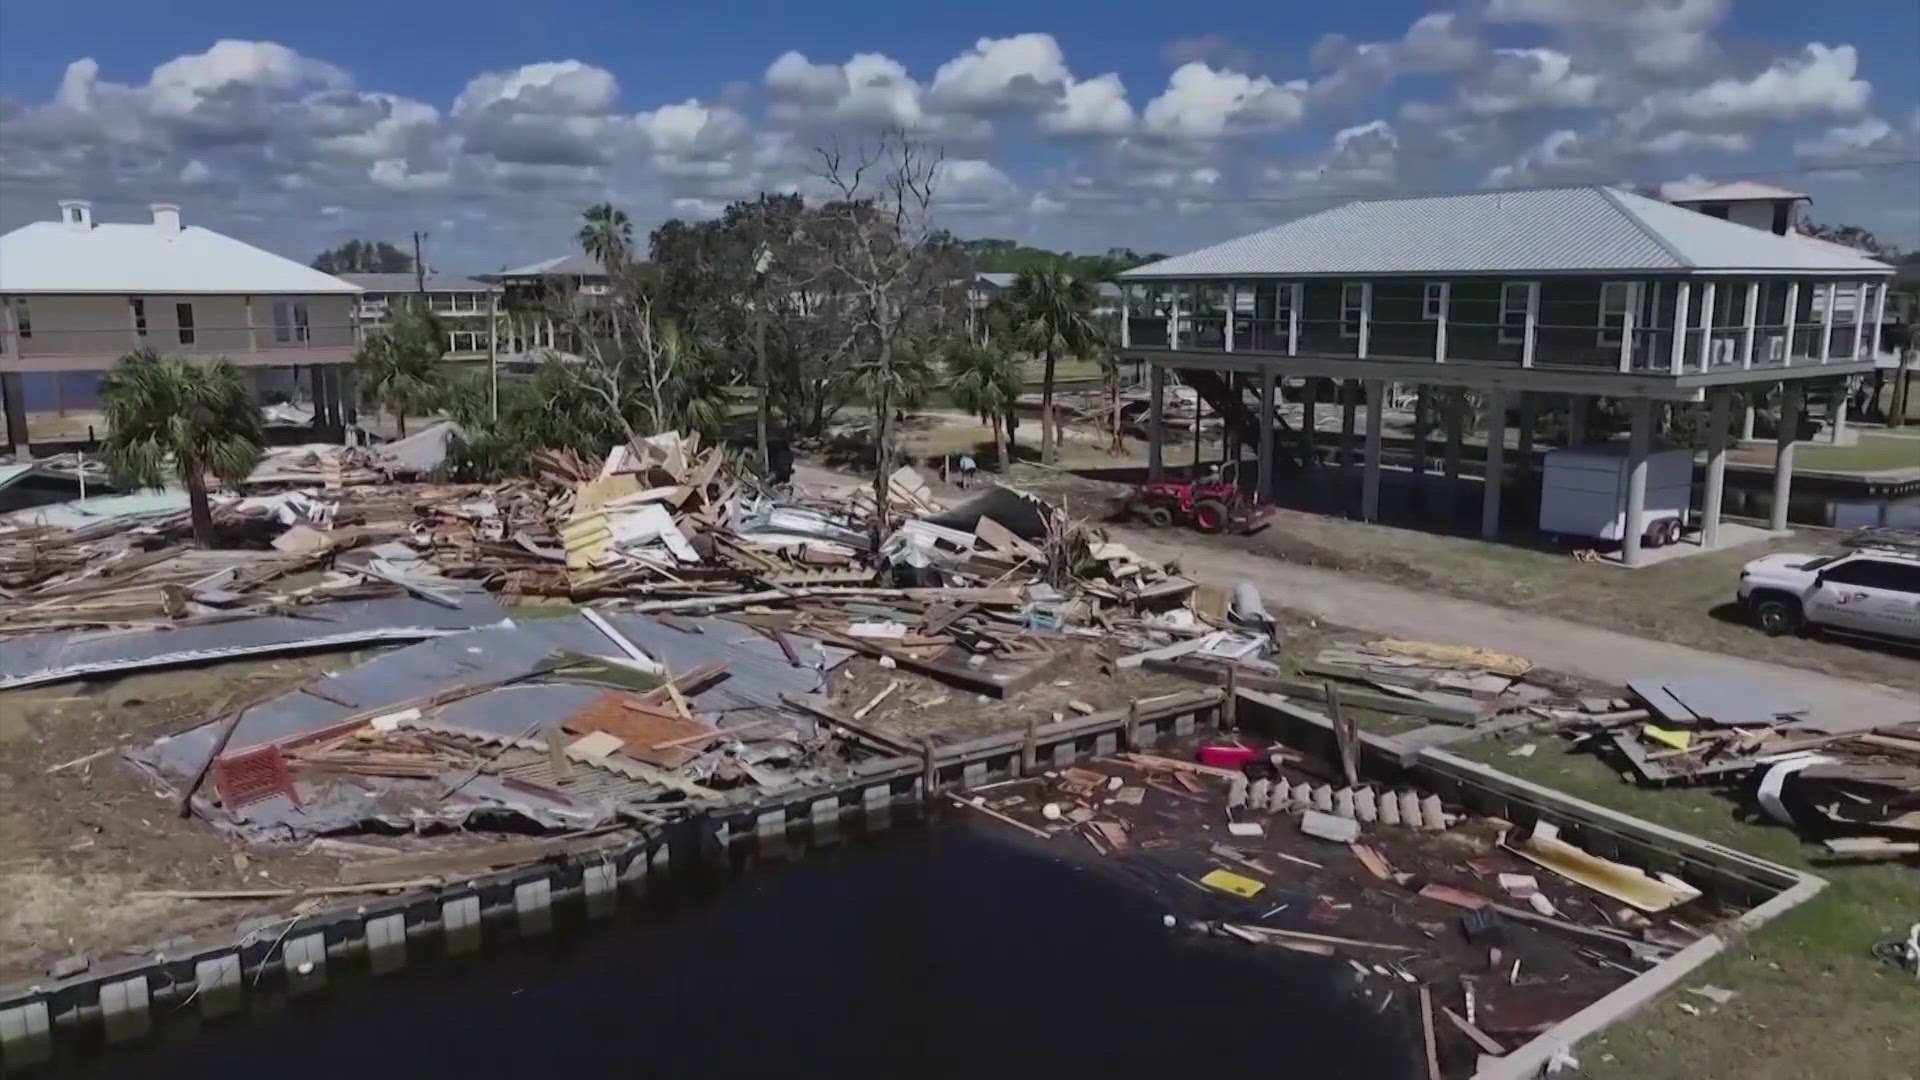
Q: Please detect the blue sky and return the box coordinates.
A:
[2,0,1915,270]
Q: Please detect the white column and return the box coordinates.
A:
[1434,282,1449,363]
[1118,284,1131,349]
[1521,282,1539,368]
[487,290,500,421]
[1771,383,1801,531]
[1702,389,1730,549]
[1849,283,1867,360]
[1481,388,1507,540]
[244,295,257,355]
[1257,366,1276,504]
[1697,280,1715,369]
[1362,378,1385,522]
[1357,283,1372,360]
[1617,283,1636,372]
[1622,398,1652,566]
[1288,284,1301,356]
[1831,387,1849,444]
[1869,281,1889,359]
[1741,281,1759,369]
[1224,283,1236,353]
[1567,394,1587,447]
[1166,287,1179,350]
[1669,281,1691,374]
[1783,282,1799,366]
[1819,282,1834,363]
[1147,363,1165,480]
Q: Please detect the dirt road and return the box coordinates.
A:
[795,462,1913,731]
[1105,526,1914,731]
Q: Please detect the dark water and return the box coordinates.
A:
[99,828,1413,1079]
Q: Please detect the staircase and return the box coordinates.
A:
[1180,369,1303,467]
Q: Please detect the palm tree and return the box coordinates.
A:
[947,340,1020,470]
[1006,265,1104,464]
[355,300,445,437]
[577,203,633,268]
[98,348,264,547]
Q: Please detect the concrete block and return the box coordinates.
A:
[616,849,649,897]
[442,895,482,957]
[515,878,554,937]
[1249,779,1271,810]
[862,784,893,832]
[650,842,672,879]
[1227,776,1248,810]
[193,953,243,1019]
[1050,741,1076,768]
[1421,794,1447,831]
[1093,732,1118,756]
[366,913,407,975]
[100,976,151,1044]
[1398,791,1423,828]
[756,809,786,845]
[1333,788,1356,819]
[811,797,842,844]
[1270,778,1291,806]
[1354,787,1379,823]
[1311,784,1335,813]
[1299,810,1361,844]
[962,761,988,788]
[1173,713,1196,737]
[1379,791,1402,826]
[583,861,618,918]
[283,933,328,995]
[0,1000,52,1069]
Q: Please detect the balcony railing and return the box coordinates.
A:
[1,323,357,359]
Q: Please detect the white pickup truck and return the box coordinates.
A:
[1739,536,1920,644]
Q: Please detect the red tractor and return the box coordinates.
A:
[1120,463,1270,534]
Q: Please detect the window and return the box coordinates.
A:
[13,299,31,339]
[129,298,147,337]
[1599,282,1632,346]
[273,301,310,344]
[1700,203,1730,219]
[1340,282,1366,339]
[1499,282,1530,345]
[1823,558,1920,593]
[175,302,195,345]
[1422,282,1447,320]
[1771,203,1791,235]
[448,330,482,353]
[67,206,82,223]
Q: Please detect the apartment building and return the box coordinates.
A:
[340,273,502,363]
[0,200,361,450]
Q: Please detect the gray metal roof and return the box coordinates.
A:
[1119,185,1894,280]
[488,253,609,279]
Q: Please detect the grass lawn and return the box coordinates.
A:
[1450,736,1920,1079]
[1796,433,1920,473]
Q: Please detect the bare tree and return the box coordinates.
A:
[806,129,954,540]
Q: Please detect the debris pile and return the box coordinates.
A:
[946,735,1718,1077]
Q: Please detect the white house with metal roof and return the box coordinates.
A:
[0,200,363,451]
[340,272,503,363]
[1116,184,1896,566]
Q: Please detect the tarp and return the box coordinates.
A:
[924,485,1054,540]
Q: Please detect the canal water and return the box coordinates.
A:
[95,827,1414,1078]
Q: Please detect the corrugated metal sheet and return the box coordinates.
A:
[0,585,510,690]
[126,611,852,840]
[1119,185,1893,279]
[1,488,189,528]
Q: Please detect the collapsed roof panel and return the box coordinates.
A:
[0,585,510,691]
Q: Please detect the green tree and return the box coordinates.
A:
[311,239,414,274]
[578,203,634,268]
[98,349,264,547]
[1798,220,1902,259]
[355,300,445,437]
[947,339,1021,469]
[1006,265,1104,464]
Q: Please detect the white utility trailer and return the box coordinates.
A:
[1538,443,1693,548]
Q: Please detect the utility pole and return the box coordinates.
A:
[412,231,427,295]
